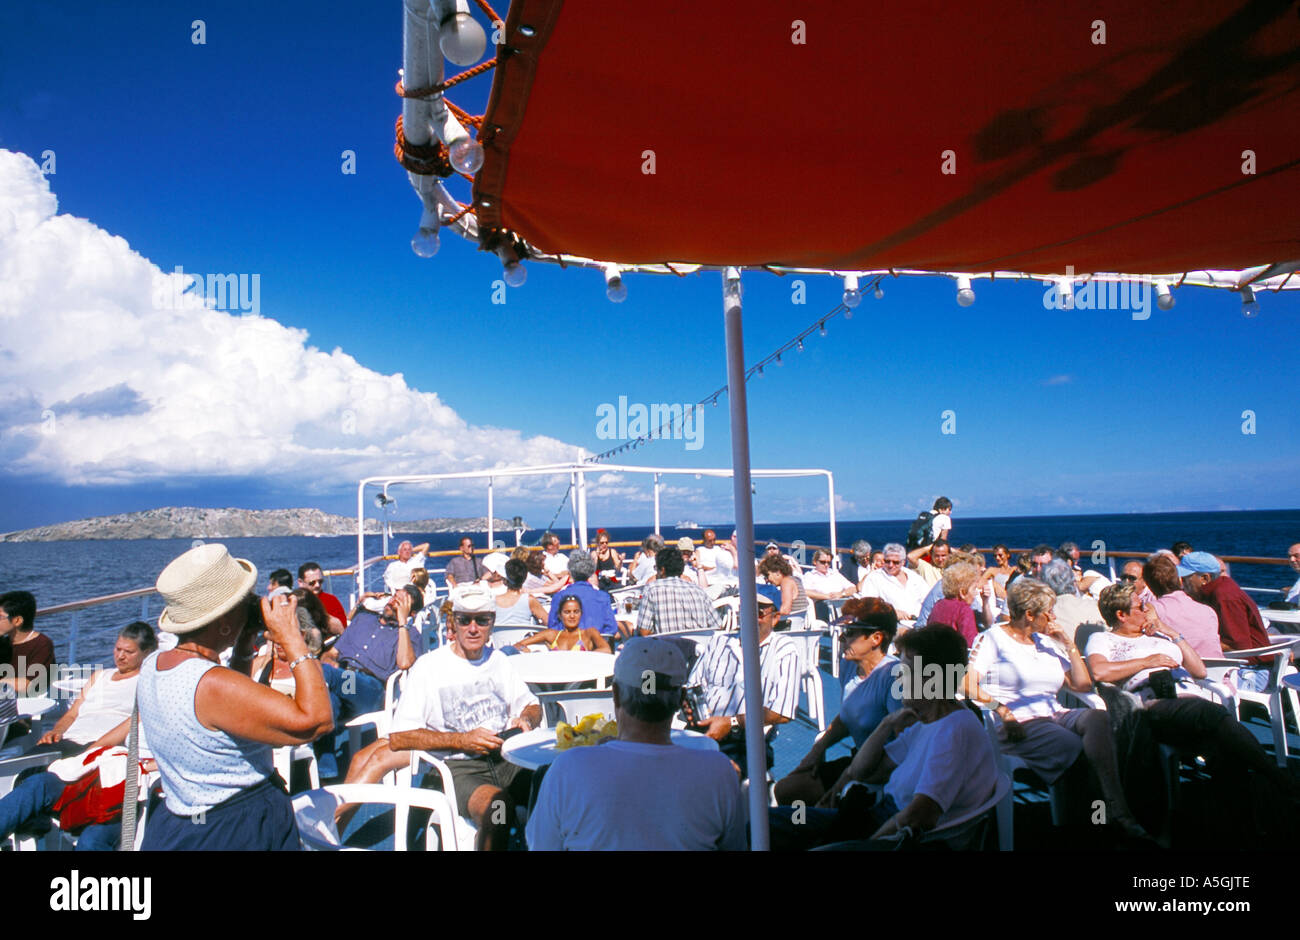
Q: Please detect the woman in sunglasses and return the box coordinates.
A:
[592,529,624,590]
[514,596,611,653]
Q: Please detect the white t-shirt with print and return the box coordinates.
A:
[389,646,537,759]
[1084,630,1192,697]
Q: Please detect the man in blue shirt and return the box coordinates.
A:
[547,550,619,637]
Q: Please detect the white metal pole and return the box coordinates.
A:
[722,266,769,851]
[569,473,578,547]
[653,473,662,535]
[827,473,839,567]
[576,462,589,551]
[487,477,494,549]
[356,482,367,601]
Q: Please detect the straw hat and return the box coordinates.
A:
[156,543,258,634]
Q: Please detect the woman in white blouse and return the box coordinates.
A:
[964,577,1149,841]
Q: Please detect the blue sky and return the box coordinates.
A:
[0,0,1297,533]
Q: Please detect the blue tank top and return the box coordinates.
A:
[137,652,273,815]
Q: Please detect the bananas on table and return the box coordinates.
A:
[554,713,618,750]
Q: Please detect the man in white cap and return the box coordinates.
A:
[526,637,746,850]
[478,551,510,596]
[342,584,540,850]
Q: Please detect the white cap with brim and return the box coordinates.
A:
[483,552,509,577]
[451,584,496,614]
[156,543,258,635]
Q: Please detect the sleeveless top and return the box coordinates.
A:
[137,652,273,815]
[549,630,588,651]
[494,592,536,627]
[790,576,809,615]
[66,668,139,744]
[595,551,618,572]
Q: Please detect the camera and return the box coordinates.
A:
[682,684,710,723]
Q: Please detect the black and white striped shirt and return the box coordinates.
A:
[689,632,801,721]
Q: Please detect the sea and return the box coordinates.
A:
[3,509,1297,669]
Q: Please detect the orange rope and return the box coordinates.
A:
[445,99,484,130]
[471,0,503,27]
[446,203,475,224]
[395,57,497,99]
[394,115,453,176]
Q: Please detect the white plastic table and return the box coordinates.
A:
[16,696,59,738]
[501,727,718,771]
[1262,609,1300,633]
[507,651,615,686]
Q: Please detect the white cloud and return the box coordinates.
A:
[0,150,578,489]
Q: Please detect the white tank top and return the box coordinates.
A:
[66,669,139,745]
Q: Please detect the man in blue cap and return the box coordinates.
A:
[684,583,802,779]
[1179,550,1275,690]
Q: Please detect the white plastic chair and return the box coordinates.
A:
[272,742,322,794]
[292,783,464,851]
[535,688,616,729]
[490,626,541,650]
[978,705,1066,849]
[394,751,478,850]
[781,623,828,732]
[1202,636,1300,767]
[345,669,407,757]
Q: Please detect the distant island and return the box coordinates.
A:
[0,507,520,542]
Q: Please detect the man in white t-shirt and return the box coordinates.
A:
[383,540,430,593]
[526,637,747,851]
[342,584,540,850]
[1285,543,1300,607]
[540,531,570,579]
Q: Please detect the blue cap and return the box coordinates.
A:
[755,584,781,607]
[1176,551,1219,577]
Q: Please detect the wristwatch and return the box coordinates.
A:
[729,715,740,732]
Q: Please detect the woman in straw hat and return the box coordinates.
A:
[137,544,333,850]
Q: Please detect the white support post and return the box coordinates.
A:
[827,473,839,566]
[487,477,494,550]
[722,266,769,851]
[569,473,578,547]
[576,461,589,551]
[653,473,662,535]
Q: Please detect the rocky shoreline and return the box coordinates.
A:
[0,507,518,542]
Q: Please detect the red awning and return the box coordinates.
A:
[473,0,1300,274]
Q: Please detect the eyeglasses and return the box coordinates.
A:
[1119,574,1138,583]
[304,579,323,588]
[453,613,495,627]
[883,558,902,566]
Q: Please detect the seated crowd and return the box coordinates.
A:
[3,520,1298,852]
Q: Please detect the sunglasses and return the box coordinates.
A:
[304,579,323,587]
[453,613,495,627]
[1119,574,1138,583]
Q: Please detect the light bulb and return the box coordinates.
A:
[503,260,527,287]
[797,339,804,352]
[1240,286,1259,317]
[1056,278,1074,308]
[818,321,827,338]
[603,265,627,303]
[842,274,861,309]
[872,284,884,300]
[1155,282,1175,311]
[411,227,440,258]
[439,11,487,65]
[955,275,975,307]
[775,353,783,366]
[449,138,484,174]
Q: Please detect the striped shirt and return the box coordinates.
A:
[689,632,801,721]
[640,577,723,635]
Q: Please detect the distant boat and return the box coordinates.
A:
[676,520,700,529]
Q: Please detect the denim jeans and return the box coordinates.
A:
[317,664,388,779]
[0,771,119,850]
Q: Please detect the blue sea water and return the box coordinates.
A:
[2,509,1297,668]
